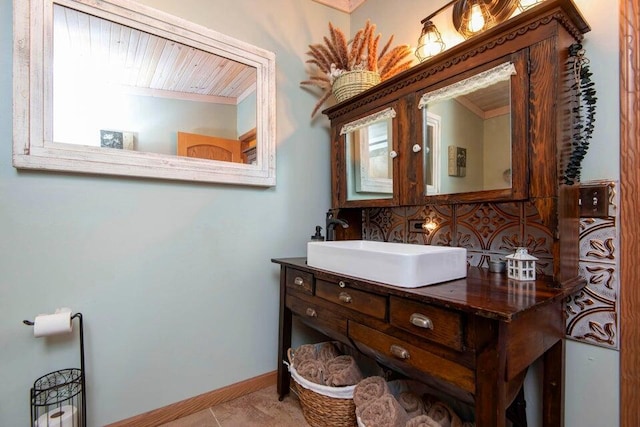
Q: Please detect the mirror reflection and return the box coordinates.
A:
[344,109,395,201]
[420,63,514,196]
[53,4,257,164]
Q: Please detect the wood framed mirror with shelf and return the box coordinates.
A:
[324,0,590,284]
[327,52,529,208]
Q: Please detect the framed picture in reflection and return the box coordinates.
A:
[100,130,134,150]
[448,145,466,177]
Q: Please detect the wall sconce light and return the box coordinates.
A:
[415,18,446,62]
[415,0,527,63]
[455,0,496,39]
[415,0,456,63]
[517,0,543,11]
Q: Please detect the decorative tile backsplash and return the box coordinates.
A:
[362,180,620,350]
[565,181,619,349]
[363,201,554,275]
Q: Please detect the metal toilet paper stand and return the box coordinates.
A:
[24,313,87,427]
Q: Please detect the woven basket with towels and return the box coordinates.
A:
[287,342,363,427]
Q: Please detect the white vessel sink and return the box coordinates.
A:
[307,240,467,288]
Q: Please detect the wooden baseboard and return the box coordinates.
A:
[106,371,277,427]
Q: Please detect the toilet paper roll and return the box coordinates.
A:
[35,405,77,427]
[33,310,72,337]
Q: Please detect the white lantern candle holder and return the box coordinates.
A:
[505,247,538,281]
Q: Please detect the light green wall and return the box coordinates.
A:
[483,114,511,189]
[0,0,347,425]
[237,91,257,136]
[1,0,621,426]
[429,99,485,194]
[54,86,240,154]
[354,1,620,426]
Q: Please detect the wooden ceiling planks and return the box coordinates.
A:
[53,4,256,104]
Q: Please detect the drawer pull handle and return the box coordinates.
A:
[410,313,433,330]
[294,277,305,286]
[339,281,346,288]
[306,308,317,317]
[338,292,352,304]
[390,344,410,360]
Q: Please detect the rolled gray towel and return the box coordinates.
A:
[325,355,363,386]
[354,376,390,410]
[292,344,317,369]
[421,393,438,413]
[358,394,410,427]
[405,415,441,427]
[295,358,326,385]
[317,342,341,363]
[427,401,463,427]
[398,391,426,418]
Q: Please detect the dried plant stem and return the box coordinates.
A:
[349,28,365,69]
[329,23,349,70]
[378,35,393,62]
[368,34,380,72]
[301,20,413,116]
[379,46,411,78]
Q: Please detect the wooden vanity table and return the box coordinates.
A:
[274,1,590,426]
[273,258,585,427]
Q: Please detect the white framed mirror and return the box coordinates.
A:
[13,0,276,186]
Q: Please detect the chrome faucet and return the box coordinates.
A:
[326,210,349,241]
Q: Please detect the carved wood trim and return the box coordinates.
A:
[619,0,640,425]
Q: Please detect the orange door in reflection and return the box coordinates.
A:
[177,131,242,163]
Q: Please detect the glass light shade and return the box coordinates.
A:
[415,21,446,62]
[457,0,496,39]
[518,0,543,11]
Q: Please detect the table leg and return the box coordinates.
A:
[507,385,528,427]
[277,266,292,400]
[543,339,564,426]
[475,324,507,427]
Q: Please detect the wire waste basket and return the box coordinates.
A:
[24,312,86,427]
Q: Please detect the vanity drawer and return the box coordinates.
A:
[349,321,474,393]
[286,293,348,337]
[316,280,387,320]
[285,268,314,295]
[389,296,464,351]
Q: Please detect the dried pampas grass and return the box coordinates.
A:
[301,20,413,117]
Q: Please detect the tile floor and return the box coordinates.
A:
[159,385,311,427]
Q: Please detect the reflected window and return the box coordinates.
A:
[354,120,392,192]
[343,108,396,201]
[423,112,441,195]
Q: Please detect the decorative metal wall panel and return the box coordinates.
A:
[406,205,454,246]
[363,207,407,242]
[456,202,526,269]
[565,181,619,350]
[364,202,554,272]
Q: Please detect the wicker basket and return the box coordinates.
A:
[288,348,357,427]
[332,70,381,103]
